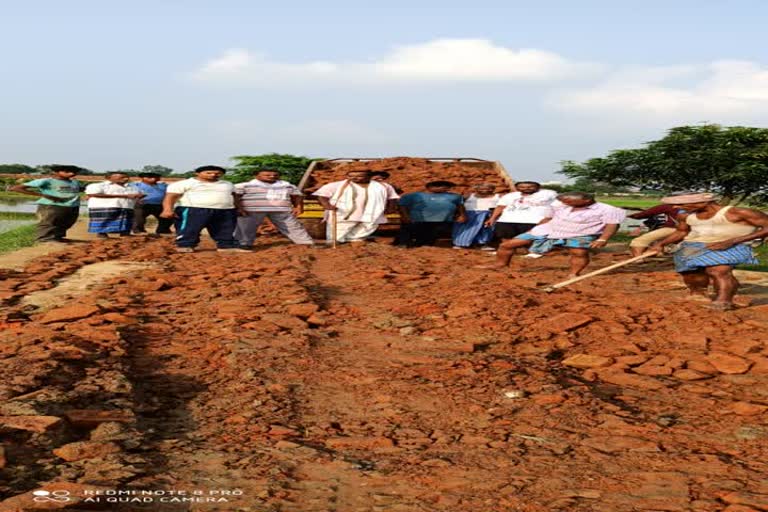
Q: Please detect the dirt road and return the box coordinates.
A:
[1,235,768,511]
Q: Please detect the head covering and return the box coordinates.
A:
[661,192,717,204]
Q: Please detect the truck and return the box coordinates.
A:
[295,157,514,239]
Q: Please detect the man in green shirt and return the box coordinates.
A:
[11,165,83,243]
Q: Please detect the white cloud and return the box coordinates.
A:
[192,39,598,86]
[552,60,768,117]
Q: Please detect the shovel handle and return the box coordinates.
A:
[543,250,660,292]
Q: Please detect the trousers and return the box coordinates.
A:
[134,203,174,234]
[36,205,79,241]
[174,207,238,248]
[235,211,314,246]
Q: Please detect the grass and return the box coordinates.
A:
[0,224,37,254]
[597,196,660,209]
[0,191,33,200]
[0,211,36,220]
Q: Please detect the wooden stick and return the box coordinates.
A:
[542,251,660,292]
[331,210,338,249]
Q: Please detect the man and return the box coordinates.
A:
[486,181,558,242]
[650,192,768,310]
[314,170,399,244]
[481,192,626,276]
[397,181,467,247]
[452,183,500,249]
[11,165,82,243]
[627,203,681,256]
[131,172,173,235]
[161,165,247,253]
[233,169,314,248]
[371,171,403,194]
[85,173,144,238]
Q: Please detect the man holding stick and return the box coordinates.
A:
[479,192,626,277]
[314,170,399,244]
[649,193,768,310]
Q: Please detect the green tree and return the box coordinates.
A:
[560,124,768,203]
[141,164,175,176]
[229,153,317,184]
[0,164,38,174]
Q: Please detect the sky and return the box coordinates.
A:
[2,0,767,181]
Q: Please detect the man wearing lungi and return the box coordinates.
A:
[651,193,768,310]
[314,170,399,244]
[85,173,145,238]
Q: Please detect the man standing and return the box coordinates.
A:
[131,172,173,235]
[627,203,681,256]
[481,192,626,276]
[397,181,466,247]
[486,181,558,242]
[85,173,144,238]
[161,165,247,253]
[11,165,82,243]
[314,170,399,244]
[651,193,768,310]
[234,169,314,248]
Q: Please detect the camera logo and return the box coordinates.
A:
[32,490,72,503]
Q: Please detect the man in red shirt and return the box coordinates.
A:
[628,204,681,256]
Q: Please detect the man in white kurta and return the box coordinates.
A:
[314,170,399,243]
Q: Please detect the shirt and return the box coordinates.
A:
[23,178,81,207]
[166,178,235,209]
[85,182,138,209]
[464,194,500,211]
[531,202,626,238]
[314,181,399,222]
[234,179,301,212]
[399,192,463,223]
[496,189,558,224]
[130,182,167,205]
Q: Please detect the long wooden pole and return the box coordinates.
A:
[331,210,338,249]
[541,251,660,292]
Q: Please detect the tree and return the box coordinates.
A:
[141,165,175,176]
[0,164,38,174]
[560,124,768,204]
[229,153,318,184]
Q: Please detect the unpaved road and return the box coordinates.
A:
[1,235,768,512]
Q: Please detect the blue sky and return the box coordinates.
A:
[2,0,767,180]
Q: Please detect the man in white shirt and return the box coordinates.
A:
[486,182,558,240]
[314,170,399,243]
[233,169,314,247]
[85,172,145,239]
[161,165,247,253]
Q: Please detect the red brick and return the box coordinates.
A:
[39,304,100,324]
[53,441,121,461]
[0,415,63,433]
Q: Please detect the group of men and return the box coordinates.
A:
[12,165,768,310]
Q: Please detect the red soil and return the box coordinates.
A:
[1,236,768,511]
[302,157,512,196]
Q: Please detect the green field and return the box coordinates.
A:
[0,224,37,254]
[597,196,660,209]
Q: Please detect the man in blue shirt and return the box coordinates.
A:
[397,181,466,247]
[11,165,83,243]
[131,172,173,234]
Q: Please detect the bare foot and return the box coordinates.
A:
[708,301,735,311]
